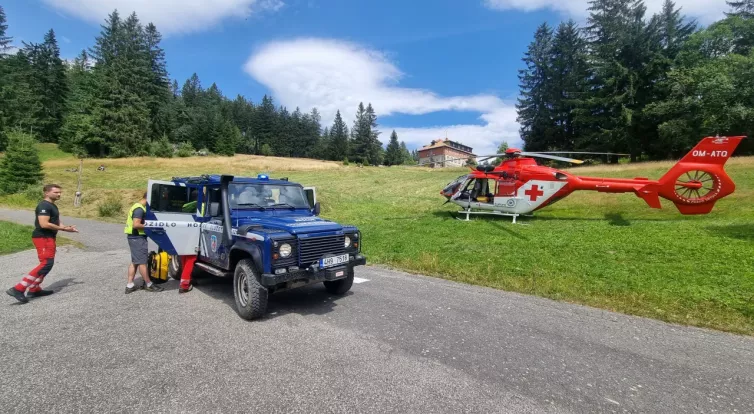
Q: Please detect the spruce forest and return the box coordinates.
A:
[0,7,414,166]
[1,0,754,166]
[517,0,754,160]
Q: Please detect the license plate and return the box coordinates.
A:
[319,254,349,268]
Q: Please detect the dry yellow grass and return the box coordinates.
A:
[44,153,347,173]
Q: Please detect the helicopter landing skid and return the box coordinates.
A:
[454,208,530,224]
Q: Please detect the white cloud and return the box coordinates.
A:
[243,38,521,157]
[483,0,727,24]
[40,0,285,36]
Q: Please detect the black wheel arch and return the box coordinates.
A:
[229,242,264,275]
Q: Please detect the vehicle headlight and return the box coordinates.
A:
[344,236,351,248]
[279,243,291,258]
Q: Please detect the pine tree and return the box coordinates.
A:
[304,107,322,158]
[549,20,589,150]
[384,130,402,165]
[60,50,99,156]
[0,50,42,134]
[0,5,12,56]
[365,103,384,165]
[657,0,697,59]
[516,22,556,151]
[275,106,293,156]
[578,0,659,159]
[329,109,349,161]
[143,22,170,140]
[350,102,372,164]
[89,10,151,157]
[213,119,239,156]
[255,94,276,154]
[726,0,754,18]
[27,29,69,143]
[0,130,43,194]
[399,141,413,164]
[181,73,202,107]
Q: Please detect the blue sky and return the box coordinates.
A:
[2,0,726,155]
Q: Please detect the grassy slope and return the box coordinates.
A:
[0,220,79,255]
[2,146,753,334]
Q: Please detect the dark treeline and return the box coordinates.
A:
[516,0,754,160]
[0,8,416,166]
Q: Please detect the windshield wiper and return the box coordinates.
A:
[271,203,297,209]
[236,203,267,210]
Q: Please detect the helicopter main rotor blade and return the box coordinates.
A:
[535,151,630,156]
[519,152,585,164]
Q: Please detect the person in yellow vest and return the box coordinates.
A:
[124,192,164,294]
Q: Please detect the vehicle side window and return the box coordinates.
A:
[150,184,196,213]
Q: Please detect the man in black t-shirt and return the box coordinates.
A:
[6,184,79,304]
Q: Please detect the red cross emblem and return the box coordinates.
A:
[524,184,544,201]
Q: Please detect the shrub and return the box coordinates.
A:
[150,134,174,158]
[177,142,194,157]
[22,184,43,201]
[98,194,123,217]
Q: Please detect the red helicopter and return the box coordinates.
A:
[440,136,745,223]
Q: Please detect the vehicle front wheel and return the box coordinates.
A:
[233,259,268,320]
[323,268,354,295]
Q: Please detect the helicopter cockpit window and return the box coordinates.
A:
[443,175,467,195]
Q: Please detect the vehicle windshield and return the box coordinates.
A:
[228,183,310,210]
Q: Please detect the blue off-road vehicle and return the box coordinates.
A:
[142,174,366,320]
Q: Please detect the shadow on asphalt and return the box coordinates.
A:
[190,271,350,321]
[6,277,84,306]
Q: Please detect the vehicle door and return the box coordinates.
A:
[198,185,229,269]
[145,180,202,256]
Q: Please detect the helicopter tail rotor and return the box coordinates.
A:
[655,135,745,214]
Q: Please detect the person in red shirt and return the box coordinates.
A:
[6,184,79,304]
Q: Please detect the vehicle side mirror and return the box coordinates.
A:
[210,202,219,217]
[313,202,321,216]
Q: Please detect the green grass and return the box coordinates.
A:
[36,143,76,162]
[0,220,79,255]
[1,145,753,335]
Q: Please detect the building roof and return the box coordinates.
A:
[417,138,475,155]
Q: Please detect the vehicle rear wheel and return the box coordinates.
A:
[168,255,182,280]
[233,259,268,320]
[323,268,354,295]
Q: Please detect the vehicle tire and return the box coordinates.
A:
[168,255,182,280]
[233,259,268,320]
[323,268,354,295]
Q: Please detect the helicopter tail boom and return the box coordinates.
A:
[568,136,744,214]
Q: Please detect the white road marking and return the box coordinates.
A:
[353,277,370,284]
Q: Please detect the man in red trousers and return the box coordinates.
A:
[6,184,79,303]
[178,256,196,294]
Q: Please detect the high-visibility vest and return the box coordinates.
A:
[124,203,146,236]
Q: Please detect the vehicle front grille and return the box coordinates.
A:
[298,234,345,266]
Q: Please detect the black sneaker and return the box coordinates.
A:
[125,285,141,294]
[143,283,164,292]
[178,285,193,294]
[6,287,28,304]
[27,289,54,298]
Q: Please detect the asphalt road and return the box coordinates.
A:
[1,208,753,413]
